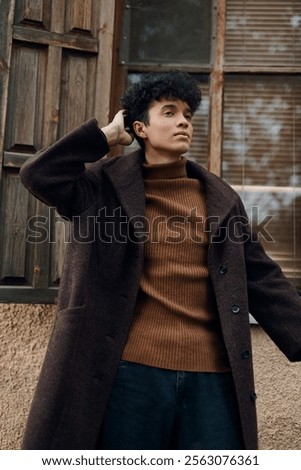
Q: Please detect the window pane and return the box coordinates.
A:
[222,75,301,288]
[225,0,301,66]
[120,0,213,66]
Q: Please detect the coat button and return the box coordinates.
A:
[219,265,227,274]
[241,349,250,359]
[250,392,257,402]
[231,304,240,314]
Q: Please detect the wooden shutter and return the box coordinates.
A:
[0,0,115,303]
[225,0,301,66]
[222,75,301,287]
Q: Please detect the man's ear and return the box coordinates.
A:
[133,121,147,139]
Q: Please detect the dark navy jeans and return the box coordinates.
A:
[97,360,244,450]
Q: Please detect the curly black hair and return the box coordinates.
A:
[121,70,202,147]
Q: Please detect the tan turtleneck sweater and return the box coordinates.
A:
[122,157,230,372]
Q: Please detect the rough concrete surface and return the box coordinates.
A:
[1,303,300,450]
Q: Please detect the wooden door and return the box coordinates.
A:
[0,0,115,302]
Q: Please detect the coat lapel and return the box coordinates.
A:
[186,160,239,237]
[103,150,146,223]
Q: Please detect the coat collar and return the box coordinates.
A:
[186,160,239,229]
[103,151,239,234]
[103,149,146,223]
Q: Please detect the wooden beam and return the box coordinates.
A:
[208,0,225,176]
[94,0,116,128]
[224,66,301,74]
[0,0,15,180]
[43,45,62,147]
[107,0,128,157]
[0,286,58,304]
[3,151,33,168]
[13,25,98,53]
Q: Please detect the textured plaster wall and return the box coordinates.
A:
[1,302,301,450]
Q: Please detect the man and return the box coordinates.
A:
[19,70,301,450]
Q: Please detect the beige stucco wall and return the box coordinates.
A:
[1,302,301,450]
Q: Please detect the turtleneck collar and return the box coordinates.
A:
[142,156,187,180]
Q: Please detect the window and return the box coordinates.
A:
[223,0,301,289]
[223,75,301,286]
[120,0,215,66]
[114,0,217,166]
[225,0,301,66]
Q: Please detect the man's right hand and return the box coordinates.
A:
[101,110,134,147]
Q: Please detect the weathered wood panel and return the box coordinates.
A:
[5,44,47,152]
[66,0,93,34]
[28,200,52,288]
[14,0,51,28]
[58,51,97,136]
[50,0,66,34]
[43,45,62,147]
[1,170,29,279]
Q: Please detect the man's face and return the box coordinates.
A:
[135,98,193,163]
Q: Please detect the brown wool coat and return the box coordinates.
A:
[19,119,301,450]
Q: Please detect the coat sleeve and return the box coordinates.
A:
[238,199,301,362]
[19,118,110,217]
